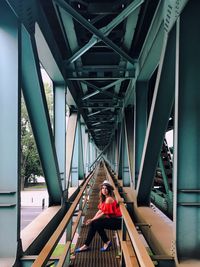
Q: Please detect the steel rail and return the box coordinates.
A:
[104,164,154,267]
[32,169,95,267]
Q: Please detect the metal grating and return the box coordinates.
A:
[70,167,120,267]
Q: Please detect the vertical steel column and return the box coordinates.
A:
[87,136,91,172]
[0,0,21,262]
[114,127,120,174]
[78,120,84,180]
[118,122,123,180]
[134,82,148,187]
[82,126,88,175]
[66,112,78,189]
[89,138,94,168]
[71,120,79,187]
[174,1,200,262]
[137,27,175,206]
[121,119,130,186]
[54,83,66,190]
[71,118,84,186]
[124,107,134,187]
[85,131,90,174]
[111,140,116,170]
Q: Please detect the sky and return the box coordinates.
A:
[166,130,173,147]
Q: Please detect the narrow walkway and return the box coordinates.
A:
[70,167,120,267]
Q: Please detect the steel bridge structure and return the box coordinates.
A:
[0,0,200,266]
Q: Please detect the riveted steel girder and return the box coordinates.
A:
[54,0,135,65]
[65,112,78,191]
[0,1,21,261]
[134,82,148,187]
[137,27,175,206]
[21,27,62,204]
[174,1,200,262]
[124,107,134,187]
[64,0,143,64]
[54,84,66,190]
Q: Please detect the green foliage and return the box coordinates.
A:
[21,81,53,189]
[21,96,43,188]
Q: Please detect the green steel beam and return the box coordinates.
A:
[21,27,62,204]
[134,82,148,187]
[138,0,189,81]
[64,0,143,64]
[0,1,21,262]
[122,119,130,187]
[138,0,164,80]
[80,123,87,175]
[66,65,134,72]
[113,130,119,173]
[57,4,79,58]
[54,84,66,190]
[174,1,200,262]
[81,80,120,101]
[118,120,130,186]
[137,27,176,206]
[118,123,123,180]
[71,118,84,186]
[34,23,64,83]
[71,119,79,187]
[65,112,78,191]
[54,0,136,65]
[78,120,84,180]
[124,108,134,187]
[116,122,123,179]
[7,0,65,83]
[85,133,90,174]
[81,79,126,100]
[66,75,134,80]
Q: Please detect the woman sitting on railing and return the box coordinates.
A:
[75,180,122,253]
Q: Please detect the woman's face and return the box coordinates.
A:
[101,185,109,196]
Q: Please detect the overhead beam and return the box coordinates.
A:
[138,0,164,80]
[138,0,189,81]
[81,80,120,100]
[65,0,143,64]
[54,0,136,65]
[66,76,134,80]
[81,79,125,100]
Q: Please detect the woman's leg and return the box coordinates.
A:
[84,221,99,246]
[84,217,121,246]
[89,217,122,244]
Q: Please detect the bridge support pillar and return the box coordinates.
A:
[54,84,66,190]
[134,82,148,187]
[174,1,200,262]
[0,1,21,264]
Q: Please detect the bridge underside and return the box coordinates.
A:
[0,0,200,266]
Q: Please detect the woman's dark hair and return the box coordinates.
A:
[99,184,114,203]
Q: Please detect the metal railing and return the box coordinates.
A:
[32,168,96,267]
[104,163,154,267]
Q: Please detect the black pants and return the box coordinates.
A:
[84,217,122,246]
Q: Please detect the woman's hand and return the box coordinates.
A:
[85,219,92,225]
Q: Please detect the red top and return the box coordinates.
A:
[98,199,122,217]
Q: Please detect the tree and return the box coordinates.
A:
[21,96,43,189]
[21,80,53,189]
